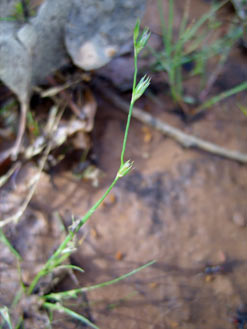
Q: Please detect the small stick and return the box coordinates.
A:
[46,77,85,119]
[11,99,28,159]
[0,98,29,162]
[0,106,62,228]
[102,88,247,164]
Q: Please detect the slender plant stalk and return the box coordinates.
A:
[0,229,22,261]
[43,260,155,301]
[157,0,168,52]
[181,0,229,44]
[173,0,190,99]
[120,53,138,166]
[28,19,151,296]
[43,303,99,329]
[167,0,174,58]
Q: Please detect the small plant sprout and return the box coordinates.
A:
[8,20,153,328]
[0,228,22,262]
[116,160,134,178]
[132,75,151,103]
[0,306,13,329]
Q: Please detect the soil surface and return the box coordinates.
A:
[1,0,247,328]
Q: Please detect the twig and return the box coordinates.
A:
[102,88,247,164]
[0,163,21,188]
[45,77,86,119]
[0,106,63,228]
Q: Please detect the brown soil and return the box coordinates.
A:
[1,0,247,328]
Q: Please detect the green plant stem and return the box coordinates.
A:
[0,229,22,261]
[173,0,190,99]
[28,176,119,295]
[120,52,138,166]
[27,233,72,294]
[167,0,174,58]
[15,317,23,329]
[43,260,155,301]
[0,18,13,21]
[157,0,168,52]
[28,21,150,298]
[43,303,99,329]
[154,0,232,104]
[74,177,118,233]
[182,0,229,44]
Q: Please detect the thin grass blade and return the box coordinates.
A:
[55,264,84,273]
[198,81,247,111]
[0,307,13,329]
[44,260,155,302]
[182,0,229,44]
[43,303,99,329]
[157,0,168,51]
[167,0,174,57]
[0,229,22,261]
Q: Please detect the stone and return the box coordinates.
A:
[0,21,31,103]
[0,0,147,99]
[0,0,146,158]
[232,212,246,227]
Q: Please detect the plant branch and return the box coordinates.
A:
[101,88,247,164]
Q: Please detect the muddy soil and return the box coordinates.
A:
[1,0,247,328]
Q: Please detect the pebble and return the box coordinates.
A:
[232,212,246,227]
[115,251,124,261]
[102,193,117,208]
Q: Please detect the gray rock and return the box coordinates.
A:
[0,0,146,158]
[0,21,31,103]
[65,0,145,70]
[0,0,146,98]
[232,212,246,227]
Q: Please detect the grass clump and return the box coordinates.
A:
[0,19,153,329]
[150,0,247,113]
[0,0,34,22]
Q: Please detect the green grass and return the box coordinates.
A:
[150,0,246,112]
[0,229,22,262]
[0,0,33,22]
[0,19,154,329]
[197,81,247,112]
[43,260,154,329]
